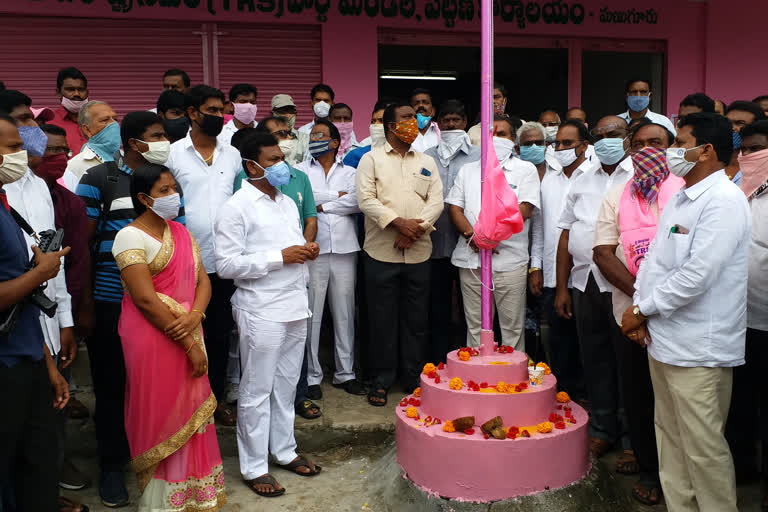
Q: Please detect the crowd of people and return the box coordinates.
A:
[0,65,767,511]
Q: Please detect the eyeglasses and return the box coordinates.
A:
[552,139,582,149]
[540,122,560,128]
[271,130,295,139]
[519,140,546,147]
[310,131,329,141]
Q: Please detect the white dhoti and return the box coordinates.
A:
[233,307,306,479]
[307,252,358,386]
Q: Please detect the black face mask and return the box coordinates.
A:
[163,117,190,141]
[196,111,224,137]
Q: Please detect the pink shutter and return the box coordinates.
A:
[0,16,206,118]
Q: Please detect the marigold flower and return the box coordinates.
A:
[495,381,508,393]
[537,421,553,433]
[413,387,421,398]
[423,363,437,375]
[537,362,551,375]
[458,351,471,361]
[449,377,463,390]
[406,407,419,419]
[442,420,456,433]
[556,391,571,403]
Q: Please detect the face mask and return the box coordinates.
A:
[36,152,68,181]
[733,130,742,150]
[0,150,29,184]
[308,139,333,159]
[544,126,558,143]
[18,126,48,157]
[492,136,516,163]
[278,114,296,131]
[369,124,386,146]
[313,101,331,118]
[519,144,547,165]
[146,192,180,220]
[738,148,768,199]
[246,160,291,187]
[494,99,507,115]
[437,130,470,165]
[233,103,258,125]
[392,118,419,145]
[278,138,297,159]
[416,113,432,130]
[87,121,121,162]
[195,111,224,137]
[666,145,703,178]
[61,96,88,114]
[627,95,650,112]
[137,139,171,165]
[594,137,627,165]
[554,147,579,168]
[336,121,354,154]
[163,117,189,141]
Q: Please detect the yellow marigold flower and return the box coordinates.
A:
[413,387,421,398]
[458,351,471,361]
[406,406,419,418]
[537,421,553,433]
[536,362,551,375]
[556,391,570,403]
[496,381,508,393]
[449,377,463,390]
[443,420,456,433]
[422,363,437,375]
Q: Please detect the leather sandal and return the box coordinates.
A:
[277,455,322,477]
[245,474,285,498]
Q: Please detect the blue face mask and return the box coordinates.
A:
[18,126,48,157]
[519,144,547,165]
[594,137,627,165]
[308,140,333,159]
[87,122,121,162]
[627,95,650,113]
[733,130,742,150]
[246,160,291,187]
[416,113,432,130]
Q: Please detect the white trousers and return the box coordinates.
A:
[233,307,306,480]
[459,265,527,351]
[307,252,357,386]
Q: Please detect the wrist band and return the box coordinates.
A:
[185,341,195,354]
[191,309,206,321]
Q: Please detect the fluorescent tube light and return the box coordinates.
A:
[379,74,457,81]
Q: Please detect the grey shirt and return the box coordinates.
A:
[424,144,481,259]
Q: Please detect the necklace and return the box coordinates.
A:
[203,150,214,163]
[134,219,164,241]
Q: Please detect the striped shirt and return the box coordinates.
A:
[76,158,185,303]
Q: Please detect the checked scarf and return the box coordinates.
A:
[630,146,669,204]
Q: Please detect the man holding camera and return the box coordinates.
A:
[0,114,70,511]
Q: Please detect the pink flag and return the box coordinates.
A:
[473,138,524,249]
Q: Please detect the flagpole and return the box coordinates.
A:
[479,0,495,355]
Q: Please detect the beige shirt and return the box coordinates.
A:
[593,181,659,325]
[356,142,443,264]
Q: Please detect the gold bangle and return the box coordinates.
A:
[185,341,195,354]
[191,309,206,321]
[528,267,541,274]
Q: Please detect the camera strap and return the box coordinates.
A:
[8,207,39,243]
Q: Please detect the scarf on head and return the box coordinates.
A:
[630,146,669,204]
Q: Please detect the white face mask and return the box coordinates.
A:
[0,150,28,185]
[138,139,171,165]
[278,138,298,160]
[554,147,579,168]
[147,192,180,220]
[666,145,703,177]
[369,124,386,146]
[492,136,517,163]
[437,130,469,164]
[544,126,559,143]
[313,101,331,118]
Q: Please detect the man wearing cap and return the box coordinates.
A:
[271,94,309,165]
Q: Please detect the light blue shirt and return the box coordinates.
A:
[617,108,677,135]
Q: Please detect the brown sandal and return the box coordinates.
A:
[277,455,322,476]
[632,481,662,506]
[245,474,285,498]
[214,404,236,426]
[589,437,612,458]
[616,449,640,474]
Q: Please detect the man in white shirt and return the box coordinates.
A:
[218,83,258,147]
[296,118,363,395]
[215,131,320,497]
[555,117,631,458]
[621,113,748,512]
[617,79,676,134]
[62,100,120,192]
[298,83,335,135]
[410,88,440,152]
[447,115,539,350]
[166,85,242,426]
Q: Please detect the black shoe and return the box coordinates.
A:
[100,471,129,508]
[306,384,323,400]
[333,379,367,396]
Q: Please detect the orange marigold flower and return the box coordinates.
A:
[458,351,471,361]
[536,362,551,375]
[443,420,456,433]
[422,363,437,375]
[449,377,463,390]
[537,421,553,433]
[556,391,571,403]
[496,381,509,393]
[406,406,419,419]
[413,387,421,398]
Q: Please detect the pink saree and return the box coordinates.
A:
[117,221,226,511]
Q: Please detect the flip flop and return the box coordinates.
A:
[367,388,387,407]
[631,480,663,506]
[245,474,285,498]
[616,449,640,475]
[277,455,322,477]
[295,400,322,420]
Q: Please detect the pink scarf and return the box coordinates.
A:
[739,148,768,200]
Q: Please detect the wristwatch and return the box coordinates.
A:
[633,305,645,320]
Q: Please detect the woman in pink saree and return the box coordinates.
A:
[112,164,226,511]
